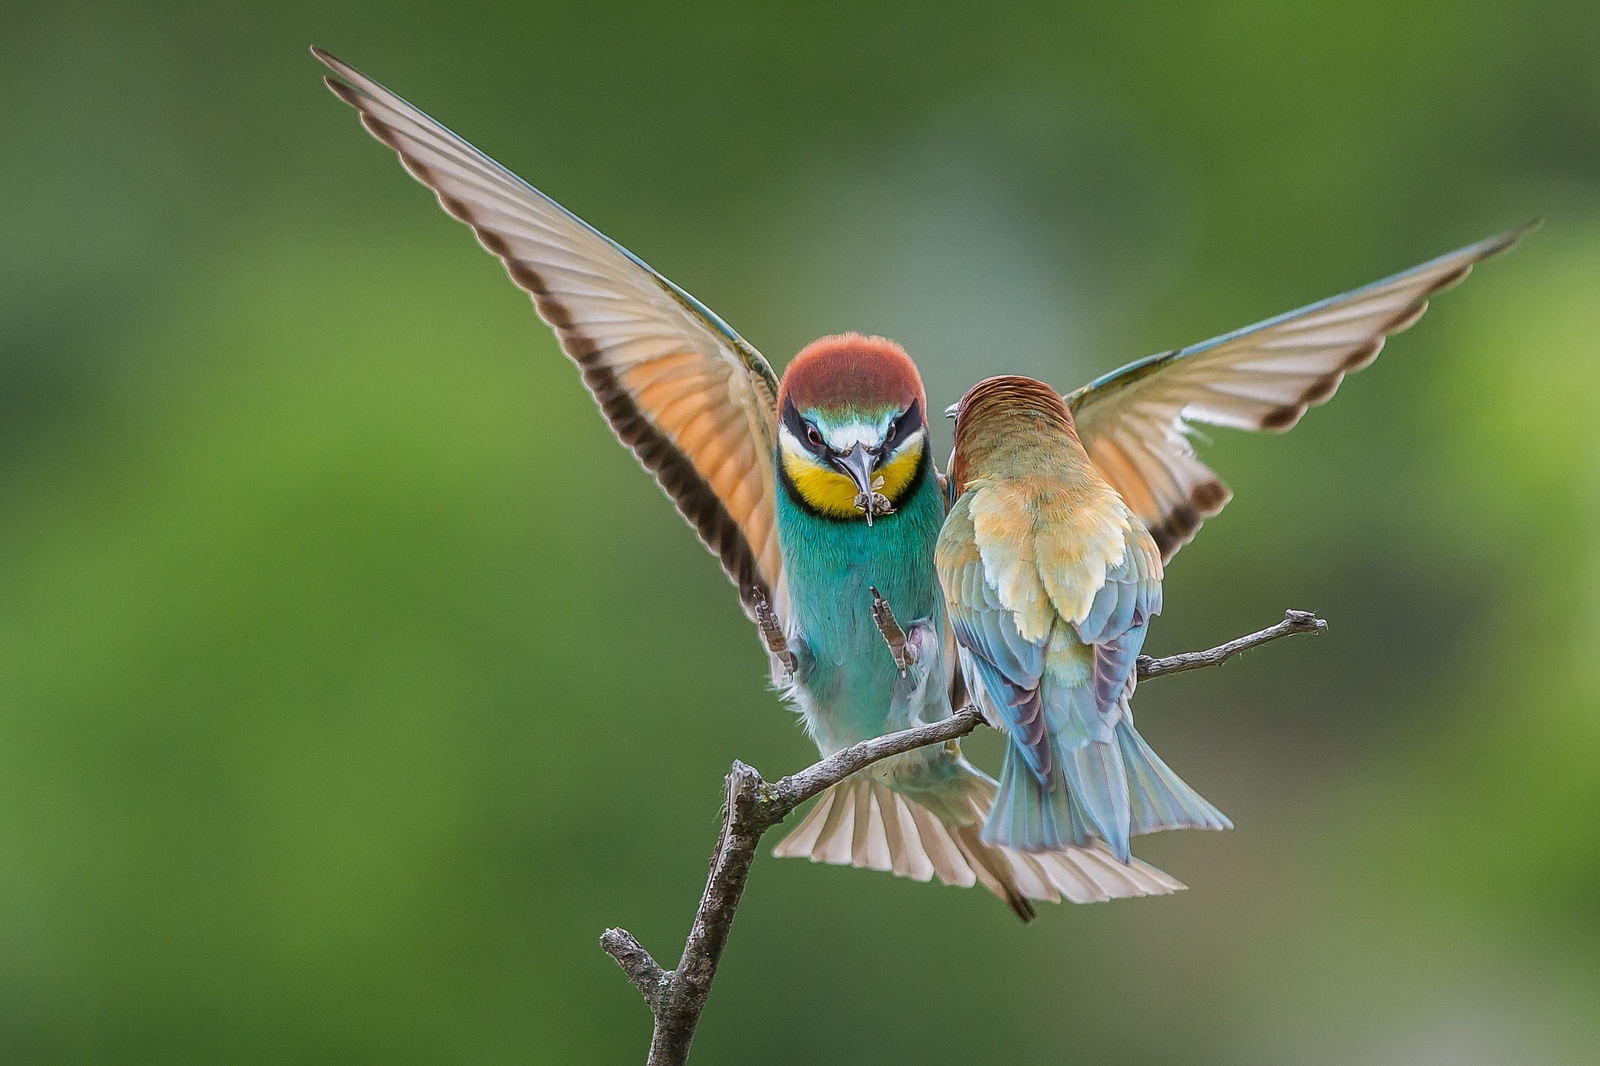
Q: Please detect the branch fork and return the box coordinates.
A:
[601,609,1326,1065]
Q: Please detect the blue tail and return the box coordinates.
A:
[1116,718,1232,835]
[1060,738,1133,861]
[982,740,1077,852]
[980,714,1229,856]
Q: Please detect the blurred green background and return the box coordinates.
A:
[3,2,1598,1063]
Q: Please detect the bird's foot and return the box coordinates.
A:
[853,476,894,525]
[870,585,917,677]
[751,589,797,677]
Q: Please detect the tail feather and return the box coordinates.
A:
[875,786,931,880]
[901,798,977,887]
[816,782,858,866]
[849,785,890,870]
[948,824,1037,920]
[980,714,1230,856]
[1061,738,1133,861]
[772,770,1182,920]
[768,779,836,859]
[1033,843,1182,900]
[1116,719,1232,835]
[983,739,1079,852]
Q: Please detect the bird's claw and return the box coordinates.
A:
[870,585,915,677]
[751,589,797,677]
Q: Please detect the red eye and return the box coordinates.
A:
[805,424,823,448]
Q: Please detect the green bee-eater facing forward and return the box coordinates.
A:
[314,47,1530,918]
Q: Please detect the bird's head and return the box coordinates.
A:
[945,375,1078,493]
[776,334,929,524]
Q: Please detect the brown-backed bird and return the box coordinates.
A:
[939,376,1229,859]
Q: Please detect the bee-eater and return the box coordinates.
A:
[939,376,1230,860]
[936,218,1533,857]
[313,49,1180,918]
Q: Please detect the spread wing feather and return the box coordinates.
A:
[1067,223,1536,560]
[314,48,788,624]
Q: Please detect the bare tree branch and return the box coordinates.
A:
[1137,609,1328,680]
[766,706,987,814]
[642,762,766,1064]
[600,928,668,1011]
[602,608,1325,1065]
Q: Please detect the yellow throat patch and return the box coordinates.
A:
[780,433,925,520]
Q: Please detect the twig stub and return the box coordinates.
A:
[599,928,669,1012]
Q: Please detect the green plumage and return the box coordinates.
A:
[776,452,948,755]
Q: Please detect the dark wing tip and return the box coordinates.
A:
[1147,478,1231,562]
[1008,893,1038,923]
[1256,222,1534,435]
[1190,479,1231,514]
[1466,218,1542,267]
[322,74,362,109]
[1507,217,1545,245]
[310,45,353,79]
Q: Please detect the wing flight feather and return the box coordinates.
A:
[1068,223,1536,560]
[314,48,788,623]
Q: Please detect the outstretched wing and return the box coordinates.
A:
[1067,223,1537,561]
[314,48,788,624]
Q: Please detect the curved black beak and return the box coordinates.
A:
[830,443,889,526]
[831,443,878,496]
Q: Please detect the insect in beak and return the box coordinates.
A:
[832,443,894,525]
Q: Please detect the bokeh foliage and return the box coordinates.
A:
[1,2,1597,1063]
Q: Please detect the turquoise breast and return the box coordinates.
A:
[775,468,949,754]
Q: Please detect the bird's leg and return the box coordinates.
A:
[853,476,895,525]
[870,585,917,677]
[751,589,797,677]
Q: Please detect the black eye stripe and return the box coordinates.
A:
[782,396,924,455]
[885,398,923,451]
[782,398,827,456]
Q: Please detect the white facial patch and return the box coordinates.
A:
[887,426,926,460]
[822,417,892,453]
[777,424,812,461]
